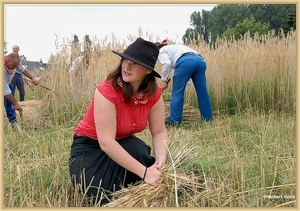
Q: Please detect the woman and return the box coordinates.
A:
[69,38,168,205]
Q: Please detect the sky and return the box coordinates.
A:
[4,4,217,62]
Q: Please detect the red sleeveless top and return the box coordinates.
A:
[74,80,162,141]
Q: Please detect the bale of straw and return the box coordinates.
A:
[103,144,207,207]
[10,100,49,129]
[16,100,42,120]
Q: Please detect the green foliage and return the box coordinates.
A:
[71,34,92,54]
[190,11,202,27]
[247,4,296,33]
[183,28,201,45]
[184,4,296,44]
[207,4,251,42]
[281,6,296,34]
[84,34,92,53]
[183,10,213,45]
[222,15,270,40]
[73,34,79,44]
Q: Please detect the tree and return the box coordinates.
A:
[281,6,296,34]
[222,15,270,40]
[182,10,212,45]
[207,4,251,42]
[84,34,92,53]
[247,4,296,34]
[185,4,296,44]
[183,11,202,44]
[71,34,81,61]
[73,34,79,44]
[183,28,200,45]
[70,34,93,61]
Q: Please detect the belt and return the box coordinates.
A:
[177,52,203,62]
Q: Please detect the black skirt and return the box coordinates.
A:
[69,134,155,205]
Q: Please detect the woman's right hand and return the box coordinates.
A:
[143,164,163,186]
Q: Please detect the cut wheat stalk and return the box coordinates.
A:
[102,143,207,207]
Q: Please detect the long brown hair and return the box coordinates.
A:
[106,58,157,103]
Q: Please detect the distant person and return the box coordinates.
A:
[4,53,38,127]
[68,51,91,102]
[69,38,168,205]
[11,45,26,101]
[68,51,90,90]
[155,39,214,124]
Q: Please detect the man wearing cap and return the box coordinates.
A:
[11,45,26,101]
[155,40,214,124]
[69,37,168,205]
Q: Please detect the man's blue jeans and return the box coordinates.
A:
[168,54,214,124]
[4,83,17,123]
[11,73,25,101]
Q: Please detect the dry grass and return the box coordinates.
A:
[103,144,202,207]
[17,100,42,120]
[189,29,296,113]
[3,29,296,207]
[3,100,42,121]
[3,99,51,131]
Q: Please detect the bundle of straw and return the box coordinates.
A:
[103,144,207,207]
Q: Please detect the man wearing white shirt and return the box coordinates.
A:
[68,52,90,89]
[155,40,213,124]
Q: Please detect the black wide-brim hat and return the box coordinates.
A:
[112,37,161,78]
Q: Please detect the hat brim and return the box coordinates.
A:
[112,50,161,78]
